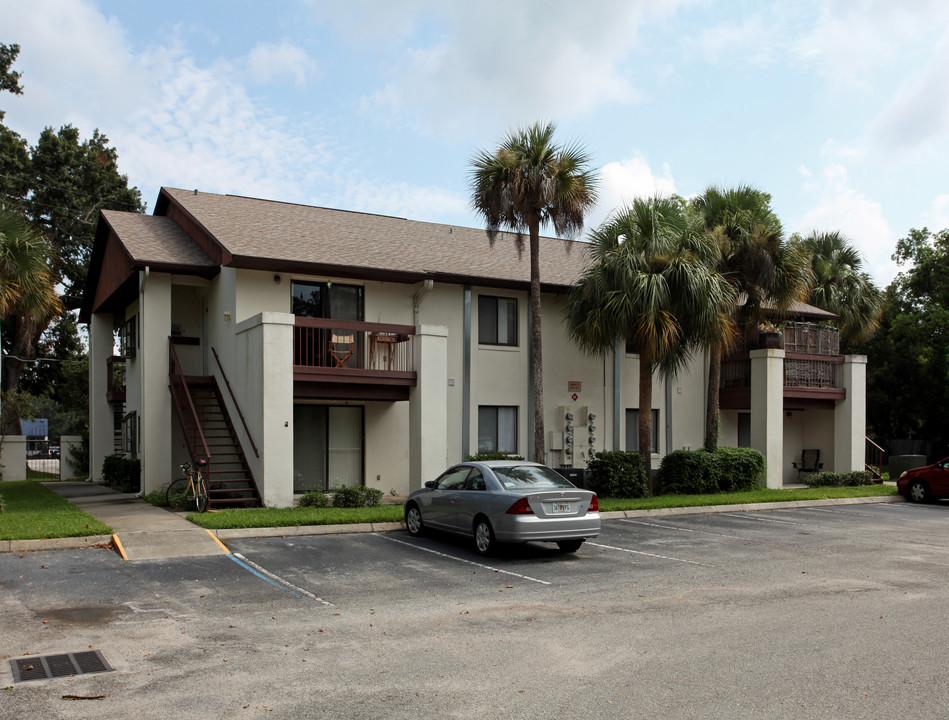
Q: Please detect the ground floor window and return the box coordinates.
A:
[478,406,517,454]
[293,405,364,492]
[738,412,751,448]
[626,408,659,453]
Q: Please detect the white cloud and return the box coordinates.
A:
[589,154,678,229]
[797,163,897,285]
[359,0,684,137]
[792,0,949,87]
[246,40,318,88]
[867,26,949,154]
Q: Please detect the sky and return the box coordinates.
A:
[3,0,949,287]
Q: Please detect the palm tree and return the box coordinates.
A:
[795,230,882,344]
[469,122,598,463]
[564,196,735,490]
[692,185,811,449]
[0,206,62,431]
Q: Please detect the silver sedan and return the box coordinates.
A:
[404,461,600,555]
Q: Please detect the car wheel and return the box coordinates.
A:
[473,517,496,556]
[908,480,932,503]
[557,539,584,553]
[405,503,424,536]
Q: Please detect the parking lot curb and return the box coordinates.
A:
[2,496,903,554]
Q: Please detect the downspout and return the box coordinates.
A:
[413,278,434,326]
[613,337,622,451]
[665,369,673,455]
[137,266,150,495]
[462,286,471,458]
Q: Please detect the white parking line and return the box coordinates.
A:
[721,512,821,529]
[619,518,757,542]
[379,535,552,585]
[231,553,333,606]
[586,541,704,565]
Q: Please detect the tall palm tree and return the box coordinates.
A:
[0,207,62,430]
[692,185,811,449]
[469,122,598,463]
[796,230,882,344]
[564,196,735,490]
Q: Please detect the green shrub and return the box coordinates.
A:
[713,447,765,492]
[67,430,90,477]
[465,452,525,461]
[655,450,719,495]
[331,485,384,508]
[298,490,329,508]
[101,454,141,493]
[655,447,765,495]
[585,451,648,498]
[803,470,874,487]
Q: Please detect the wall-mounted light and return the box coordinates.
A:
[274,274,282,284]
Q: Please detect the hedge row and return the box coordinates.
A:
[654,447,765,495]
[802,470,874,487]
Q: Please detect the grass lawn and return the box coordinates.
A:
[185,484,899,530]
[598,483,899,512]
[186,505,404,529]
[0,481,113,541]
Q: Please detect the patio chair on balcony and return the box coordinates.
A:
[329,332,355,368]
[793,449,824,481]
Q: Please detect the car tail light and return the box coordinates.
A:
[588,495,599,512]
[506,498,535,515]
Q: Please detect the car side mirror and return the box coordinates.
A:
[425,480,435,489]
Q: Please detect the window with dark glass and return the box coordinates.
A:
[738,412,751,448]
[291,281,364,320]
[478,295,517,346]
[478,406,517,454]
[626,408,659,453]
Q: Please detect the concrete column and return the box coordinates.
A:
[60,435,84,480]
[409,325,448,492]
[235,312,295,507]
[834,355,867,472]
[750,348,785,488]
[0,436,27,481]
[88,312,116,484]
[139,273,173,495]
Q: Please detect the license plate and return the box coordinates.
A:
[551,502,571,514]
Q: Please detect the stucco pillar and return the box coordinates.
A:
[88,312,115,483]
[409,325,448,492]
[60,436,84,480]
[235,312,295,508]
[139,273,173,495]
[834,355,867,472]
[750,348,785,489]
[0,436,27,481]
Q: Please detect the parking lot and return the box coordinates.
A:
[3,500,948,719]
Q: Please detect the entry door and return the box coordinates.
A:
[293,405,364,491]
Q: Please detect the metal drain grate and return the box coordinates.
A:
[10,650,113,682]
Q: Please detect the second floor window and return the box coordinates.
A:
[292,281,364,321]
[478,295,517,346]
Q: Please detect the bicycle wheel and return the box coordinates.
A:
[166,477,192,511]
[194,472,209,513]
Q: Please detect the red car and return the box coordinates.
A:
[897,458,949,503]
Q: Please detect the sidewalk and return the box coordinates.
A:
[2,481,903,560]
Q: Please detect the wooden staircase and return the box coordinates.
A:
[184,378,261,508]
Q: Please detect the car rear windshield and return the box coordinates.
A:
[493,466,575,490]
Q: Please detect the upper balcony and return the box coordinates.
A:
[106,355,126,404]
[292,317,417,401]
[720,322,845,410]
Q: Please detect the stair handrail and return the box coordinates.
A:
[865,436,886,479]
[169,338,211,464]
[211,346,260,458]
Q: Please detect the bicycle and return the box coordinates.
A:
[166,459,209,512]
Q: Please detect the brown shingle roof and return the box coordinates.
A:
[160,187,589,288]
[101,211,216,269]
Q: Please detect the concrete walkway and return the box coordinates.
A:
[39,482,230,561]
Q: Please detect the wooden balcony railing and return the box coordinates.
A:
[293,318,415,374]
[720,352,843,391]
